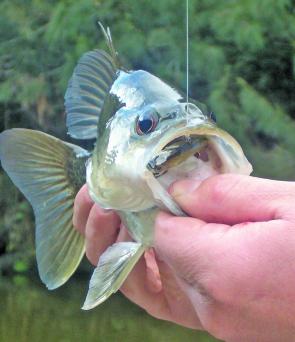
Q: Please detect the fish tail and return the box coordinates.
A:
[82,242,145,310]
[0,128,89,289]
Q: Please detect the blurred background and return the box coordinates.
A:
[0,0,294,341]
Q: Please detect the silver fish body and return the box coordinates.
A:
[0,26,252,310]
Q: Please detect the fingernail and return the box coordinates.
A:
[102,208,112,214]
[99,206,112,214]
[169,179,201,198]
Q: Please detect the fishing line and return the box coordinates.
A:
[186,0,189,122]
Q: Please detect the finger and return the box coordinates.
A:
[116,227,162,295]
[120,245,200,328]
[144,248,162,294]
[73,184,94,235]
[115,225,202,329]
[169,174,294,224]
[154,211,247,329]
[154,211,292,322]
[85,205,120,265]
[115,226,171,319]
[120,254,176,322]
[154,212,229,329]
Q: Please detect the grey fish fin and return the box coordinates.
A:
[82,242,145,310]
[0,129,89,289]
[65,48,117,140]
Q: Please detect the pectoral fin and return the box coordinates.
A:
[82,242,145,310]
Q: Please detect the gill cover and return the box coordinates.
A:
[0,129,88,289]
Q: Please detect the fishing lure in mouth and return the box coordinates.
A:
[0,25,252,310]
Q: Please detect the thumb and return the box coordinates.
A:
[169,174,291,225]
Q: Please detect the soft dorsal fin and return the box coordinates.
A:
[65,49,117,140]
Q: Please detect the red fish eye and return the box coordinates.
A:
[136,112,158,135]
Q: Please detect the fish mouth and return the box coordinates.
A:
[147,134,223,187]
[144,126,252,215]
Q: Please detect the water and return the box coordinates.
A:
[0,277,219,342]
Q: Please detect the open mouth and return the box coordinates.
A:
[147,135,223,189]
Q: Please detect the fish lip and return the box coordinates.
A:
[147,134,209,177]
[145,122,226,177]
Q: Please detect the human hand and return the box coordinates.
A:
[73,184,200,329]
[74,175,295,341]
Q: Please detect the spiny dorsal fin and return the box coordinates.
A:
[65,24,122,141]
[65,49,117,140]
[98,22,121,69]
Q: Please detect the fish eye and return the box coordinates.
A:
[136,111,159,135]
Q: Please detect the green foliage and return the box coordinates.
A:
[0,280,218,342]
[13,260,29,273]
[0,172,34,275]
[0,0,294,273]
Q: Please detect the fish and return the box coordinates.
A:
[0,25,252,310]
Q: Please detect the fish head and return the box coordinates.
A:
[141,102,252,213]
[88,70,252,212]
